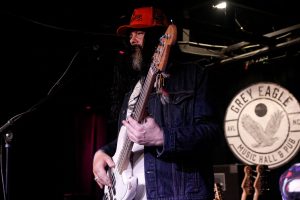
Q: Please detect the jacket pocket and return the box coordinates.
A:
[165,91,194,127]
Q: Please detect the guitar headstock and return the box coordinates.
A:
[241,165,255,199]
[163,24,177,46]
[153,24,177,71]
[214,182,224,200]
[253,165,270,200]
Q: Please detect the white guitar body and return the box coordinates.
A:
[103,125,138,200]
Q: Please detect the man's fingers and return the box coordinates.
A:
[105,156,115,168]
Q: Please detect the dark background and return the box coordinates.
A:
[0,0,300,199]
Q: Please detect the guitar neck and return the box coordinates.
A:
[131,65,158,122]
[117,67,158,171]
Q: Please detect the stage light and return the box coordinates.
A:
[213,1,227,9]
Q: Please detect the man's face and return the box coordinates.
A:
[129,30,145,47]
[129,30,145,71]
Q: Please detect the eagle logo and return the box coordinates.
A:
[241,110,284,147]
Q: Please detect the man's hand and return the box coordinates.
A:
[93,150,115,189]
[122,116,164,146]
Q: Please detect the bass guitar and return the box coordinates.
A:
[103,24,177,200]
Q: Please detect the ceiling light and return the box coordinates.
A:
[213,1,227,9]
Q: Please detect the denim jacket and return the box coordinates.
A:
[102,60,221,200]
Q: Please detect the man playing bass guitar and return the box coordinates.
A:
[92,5,221,200]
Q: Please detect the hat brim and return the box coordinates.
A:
[116,24,165,36]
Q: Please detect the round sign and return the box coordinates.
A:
[224,82,300,169]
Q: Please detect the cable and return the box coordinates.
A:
[47,49,81,96]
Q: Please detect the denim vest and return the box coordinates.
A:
[116,61,221,200]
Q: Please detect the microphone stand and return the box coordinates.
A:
[0,95,50,200]
[0,107,35,200]
[4,132,13,200]
[0,48,81,200]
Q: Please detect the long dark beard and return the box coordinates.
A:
[131,45,143,71]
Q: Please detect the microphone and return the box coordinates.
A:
[0,119,12,135]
